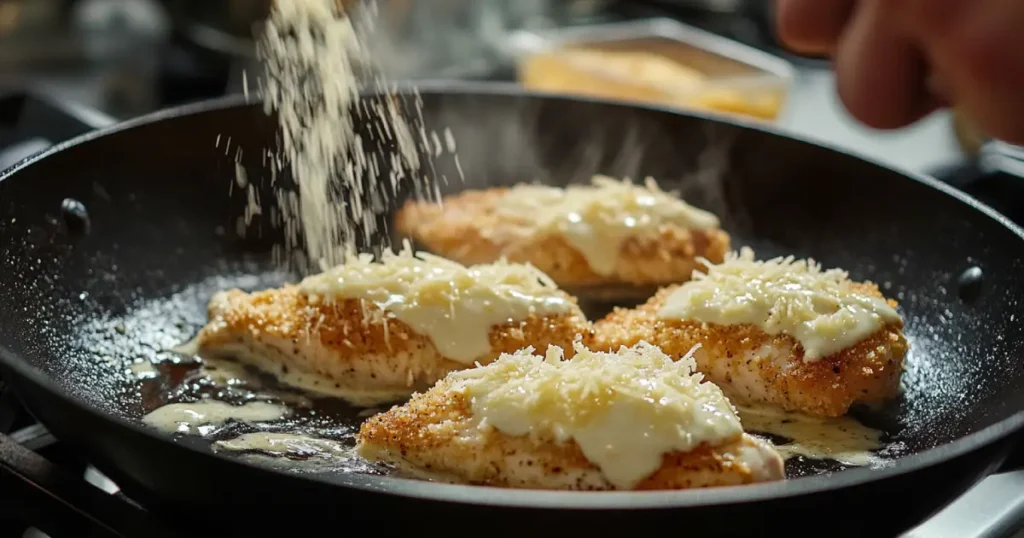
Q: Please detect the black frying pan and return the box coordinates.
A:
[1,83,1023,537]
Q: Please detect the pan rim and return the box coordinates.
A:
[1,82,1022,509]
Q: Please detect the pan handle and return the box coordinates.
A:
[0,89,117,172]
[978,141,1024,180]
[996,431,1024,473]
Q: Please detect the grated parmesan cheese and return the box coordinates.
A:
[658,247,902,360]
[299,241,581,363]
[257,0,447,272]
[495,175,720,275]
[447,340,743,489]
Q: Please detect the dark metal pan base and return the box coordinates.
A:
[1,87,1023,536]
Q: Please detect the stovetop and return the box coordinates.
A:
[1,1,1022,537]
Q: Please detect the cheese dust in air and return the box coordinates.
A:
[257,0,442,272]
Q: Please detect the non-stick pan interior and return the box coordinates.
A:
[1,87,1023,487]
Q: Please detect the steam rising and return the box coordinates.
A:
[249,0,740,275]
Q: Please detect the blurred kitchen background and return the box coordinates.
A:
[3,0,1021,219]
[1,1,1023,537]
[0,0,1014,210]
[0,0,1009,172]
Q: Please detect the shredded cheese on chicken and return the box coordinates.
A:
[299,242,580,363]
[658,247,902,360]
[494,175,720,275]
[447,340,743,489]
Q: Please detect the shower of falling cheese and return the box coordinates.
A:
[257,0,443,272]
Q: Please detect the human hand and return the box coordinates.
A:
[776,0,1024,144]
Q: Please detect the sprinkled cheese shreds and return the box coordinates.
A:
[495,175,721,276]
[657,247,902,360]
[258,0,439,272]
[447,340,743,489]
[299,241,581,363]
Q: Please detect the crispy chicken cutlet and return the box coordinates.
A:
[394,175,730,292]
[593,248,908,418]
[357,341,785,490]
[190,246,590,406]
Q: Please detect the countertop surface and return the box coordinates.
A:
[776,67,965,176]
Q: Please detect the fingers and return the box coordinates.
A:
[893,0,1024,144]
[834,0,941,130]
[779,0,1024,142]
[775,0,855,55]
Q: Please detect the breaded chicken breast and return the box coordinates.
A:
[357,341,785,490]
[593,249,908,418]
[191,248,591,406]
[395,175,730,291]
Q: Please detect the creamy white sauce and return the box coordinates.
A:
[299,244,580,364]
[657,247,902,360]
[737,404,884,466]
[142,401,288,435]
[448,341,743,489]
[128,361,158,380]
[496,175,720,276]
[215,434,382,475]
[213,432,351,459]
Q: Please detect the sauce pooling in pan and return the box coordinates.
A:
[126,258,903,485]
[737,404,886,468]
[213,432,352,460]
[142,400,289,435]
[138,351,390,476]
[139,342,895,482]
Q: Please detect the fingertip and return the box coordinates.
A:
[835,80,906,131]
[774,0,817,53]
[833,1,937,131]
[836,75,941,131]
[775,0,855,55]
[903,0,1024,144]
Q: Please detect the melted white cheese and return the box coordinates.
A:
[213,432,351,459]
[447,340,743,489]
[495,175,720,276]
[658,247,902,360]
[737,404,884,466]
[299,243,581,364]
[142,401,288,435]
[128,360,158,380]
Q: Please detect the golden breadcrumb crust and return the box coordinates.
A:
[394,188,730,288]
[357,380,784,490]
[592,284,908,417]
[196,286,593,395]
